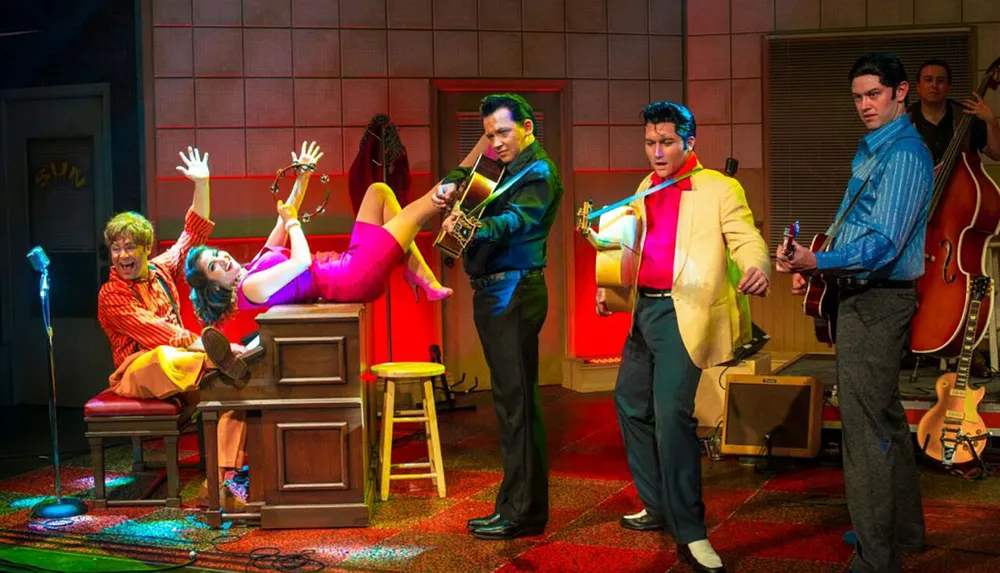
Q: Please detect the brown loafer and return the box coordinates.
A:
[201,326,249,387]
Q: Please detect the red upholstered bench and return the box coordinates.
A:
[84,389,197,509]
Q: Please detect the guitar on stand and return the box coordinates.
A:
[916,275,993,477]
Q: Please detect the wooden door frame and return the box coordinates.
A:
[0,83,114,406]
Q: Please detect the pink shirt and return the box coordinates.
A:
[636,153,698,290]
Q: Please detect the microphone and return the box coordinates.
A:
[725,157,739,177]
[26,246,50,272]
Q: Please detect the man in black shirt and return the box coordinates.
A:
[906,59,1000,164]
[434,93,563,541]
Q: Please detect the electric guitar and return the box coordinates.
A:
[916,275,992,466]
[801,233,838,345]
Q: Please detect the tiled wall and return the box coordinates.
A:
[148,0,685,237]
[686,0,1000,227]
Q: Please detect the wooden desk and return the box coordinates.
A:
[199,303,377,529]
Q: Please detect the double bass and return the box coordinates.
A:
[910,58,1000,357]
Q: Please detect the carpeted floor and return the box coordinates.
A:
[2,387,1000,572]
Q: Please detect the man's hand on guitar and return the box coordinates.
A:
[433,183,458,210]
[791,273,807,295]
[737,267,770,296]
[442,211,460,234]
[595,288,613,316]
[775,239,817,274]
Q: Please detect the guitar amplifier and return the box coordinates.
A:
[721,374,823,458]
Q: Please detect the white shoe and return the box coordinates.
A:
[678,539,725,572]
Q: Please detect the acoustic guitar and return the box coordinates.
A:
[575,201,641,313]
[916,275,992,467]
[433,154,505,259]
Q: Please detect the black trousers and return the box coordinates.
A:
[615,296,707,544]
[472,272,549,525]
[836,287,924,573]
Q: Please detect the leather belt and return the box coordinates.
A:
[638,287,672,298]
[835,277,915,290]
[470,269,544,290]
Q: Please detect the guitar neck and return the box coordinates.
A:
[955,300,983,391]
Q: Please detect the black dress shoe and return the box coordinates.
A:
[676,544,726,573]
[466,512,502,531]
[470,519,545,540]
[620,510,664,531]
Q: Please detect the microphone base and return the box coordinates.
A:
[30,496,88,519]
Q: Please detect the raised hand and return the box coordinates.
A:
[176,147,210,183]
[291,141,324,177]
[277,200,299,224]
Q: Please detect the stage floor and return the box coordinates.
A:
[2,387,1000,572]
[774,353,1000,434]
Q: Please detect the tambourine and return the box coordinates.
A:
[269,162,331,223]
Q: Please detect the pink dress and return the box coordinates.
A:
[236,221,405,309]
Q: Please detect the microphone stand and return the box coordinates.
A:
[30,265,87,519]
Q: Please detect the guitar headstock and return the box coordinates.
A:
[987,56,1000,91]
[576,201,593,236]
[972,275,993,302]
[781,220,799,259]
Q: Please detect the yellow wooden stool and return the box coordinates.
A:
[372,362,447,501]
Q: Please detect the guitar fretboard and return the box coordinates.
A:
[955,300,983,393]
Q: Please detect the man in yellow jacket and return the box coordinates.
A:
[584,101,769,573]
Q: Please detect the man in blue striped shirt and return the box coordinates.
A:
[777,53,933,573]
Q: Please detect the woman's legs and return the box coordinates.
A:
[355,182,445,286]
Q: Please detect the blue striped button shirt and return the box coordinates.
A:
[814,114,934,280]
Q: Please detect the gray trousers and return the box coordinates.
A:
[836,287,924,573]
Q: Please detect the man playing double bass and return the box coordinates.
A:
[907,59,1000,164]
[777,53,934,573]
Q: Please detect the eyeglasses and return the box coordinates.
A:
[269,162,331,223]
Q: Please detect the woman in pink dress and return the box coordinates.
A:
[184,141,465,325]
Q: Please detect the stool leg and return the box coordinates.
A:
[423,379,446,498]
[202,411,222,527]
[88,436,107,509]
[131,436,145,473]
[164,435,180,508]
[380,380,396,502]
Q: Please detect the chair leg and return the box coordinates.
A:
[423,379,446,498]
[131,436,145,473]
[380,380,396,502]
[88,436,107,509]
[164,435,180,508]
